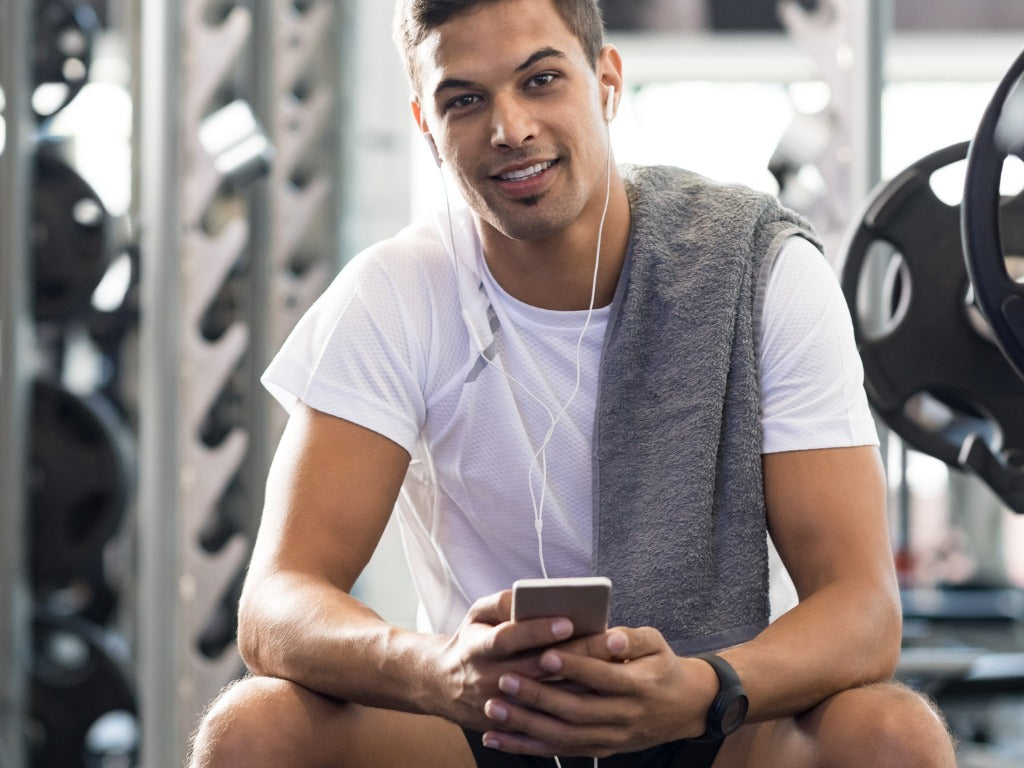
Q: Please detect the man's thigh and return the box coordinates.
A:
[190,675,477,768]
[710,681,956,768]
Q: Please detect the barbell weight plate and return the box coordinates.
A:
[32,154,111,324]
[29,611,138,768]
[35,552,120,627]
[32,0,100,121]
[839,141,1024,473]
[963,47,1024,381]
[29,380,133,586]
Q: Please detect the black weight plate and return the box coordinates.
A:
[32,0,100,121]
[32,154,111,324]
[29,380,132,585]
[963,47,1024,381]
[839,141,1024,469]
[29,611,137,768]
[35,553,119,627]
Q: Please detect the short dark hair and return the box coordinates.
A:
[394,0,606,95]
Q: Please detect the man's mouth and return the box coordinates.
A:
[496,160,555,181]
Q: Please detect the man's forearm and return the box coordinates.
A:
[238,571,451,718]
[721,578,901,723]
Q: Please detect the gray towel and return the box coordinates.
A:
[593,165,822,654]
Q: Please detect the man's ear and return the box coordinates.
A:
[411,97,443,167]
[410,96,427,133]
[597,44,624,116]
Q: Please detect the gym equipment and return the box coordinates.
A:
[196,564,246,660]
[32,0,101,121]
[197,99,274,186]
[963,47,1024,381]
[29,611,138,768]
[839,141,1024,514]
[29,380,133,587]
[32,154,112,325]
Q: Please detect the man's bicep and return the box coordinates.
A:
[251,401,413,592]
[763,445,895,600]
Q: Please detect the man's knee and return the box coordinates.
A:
[803,681,957,768]
[188,676,331,768]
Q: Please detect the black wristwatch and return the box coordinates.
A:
[693,652,748,741]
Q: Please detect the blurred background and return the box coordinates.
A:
[2,1,1024,766]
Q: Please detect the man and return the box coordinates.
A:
[189,1,957,766]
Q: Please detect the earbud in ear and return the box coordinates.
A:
[604,85,616,123]
[426,134,442,167]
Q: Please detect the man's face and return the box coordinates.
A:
[413,0,615,244]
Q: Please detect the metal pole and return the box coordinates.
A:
[845,0,891,488]
[847,0,889,202]
[0,0,35,765]
[136,0,186,764]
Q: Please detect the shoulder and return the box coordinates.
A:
[623,164,779,212]
[349,217,450,284]
[623,164,818,242]
[322,216,456,313]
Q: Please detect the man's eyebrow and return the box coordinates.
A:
[432,47,568,100]
[434,77,476,99]
[515,46,566,73]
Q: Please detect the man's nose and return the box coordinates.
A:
[490,93,537,149]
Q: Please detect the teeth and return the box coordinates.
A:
[499,161,552,181]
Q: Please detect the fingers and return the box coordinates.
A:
[480,685,625,758]
[464,591,577,660]
[487,616,576,659]
[557,625,667,664]
[465,590,512,626]
[472,627,683,757]
[495,627,672,700]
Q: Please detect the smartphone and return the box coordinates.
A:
[511,576,612,638]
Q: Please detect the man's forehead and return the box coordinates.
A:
[414,0,585,92]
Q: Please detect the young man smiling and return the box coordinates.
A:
[188,1,957,766]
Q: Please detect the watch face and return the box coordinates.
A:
[721,694,749,734]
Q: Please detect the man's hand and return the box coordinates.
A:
[436,590,582,732]
[476,626,717,758]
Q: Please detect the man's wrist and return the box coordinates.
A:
[692,652,749,741]
[679,655,721,740]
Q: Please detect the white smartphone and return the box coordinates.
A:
[511,576,612,638]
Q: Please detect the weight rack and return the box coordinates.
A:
[136,1,345,766]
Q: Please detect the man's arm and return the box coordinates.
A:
[726,444,901,716]
[237,402,574,729]
[476,444,900,756]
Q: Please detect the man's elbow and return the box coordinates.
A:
[864,585,903,683]
[235,580,273,676]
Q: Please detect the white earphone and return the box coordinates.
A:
[437,77,616,580]
[426,134,442,167]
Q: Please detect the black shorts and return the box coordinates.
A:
[462,729,723,768]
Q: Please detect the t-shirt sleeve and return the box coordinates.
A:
[261,252,428,454]
[759,236,879,453]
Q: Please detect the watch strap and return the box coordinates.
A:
[692,652,748,742]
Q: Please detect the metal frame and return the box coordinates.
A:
[137,2,345,763]
[0,1,34,766]
[136,0,187,763]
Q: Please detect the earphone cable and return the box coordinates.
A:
[441,104,615,584]
[528,130,614,578]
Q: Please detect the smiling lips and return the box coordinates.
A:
[496,160,555,182]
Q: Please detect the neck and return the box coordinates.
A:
[477,174,631,311]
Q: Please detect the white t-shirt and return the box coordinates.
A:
[262,201,878,634]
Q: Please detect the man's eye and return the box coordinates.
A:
[447,94,480,111]
[527,73,556,88]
